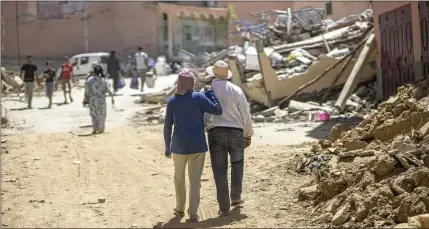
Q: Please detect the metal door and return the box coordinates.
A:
[380,4,414,100]
[420,1,429,77]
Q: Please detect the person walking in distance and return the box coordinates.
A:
[43,61,57,108]
[163,68,222,223]
[204,60,254,216]
[83,64,114,134]
[19,55,39,109]
[134,46,149,92]
[107,50,121,94]
[59,56,74,104]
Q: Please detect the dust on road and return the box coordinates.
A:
[1,80,315,228]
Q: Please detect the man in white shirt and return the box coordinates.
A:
[134,46,149,92]
[204,60,254,216]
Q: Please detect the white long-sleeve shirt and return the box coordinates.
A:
[205,79,254,138]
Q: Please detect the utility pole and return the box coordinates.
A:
[15,1,21,67]
[83,2,88,52]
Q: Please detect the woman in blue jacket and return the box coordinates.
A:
[163,68,222,223]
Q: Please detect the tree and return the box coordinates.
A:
[225,4,237,23]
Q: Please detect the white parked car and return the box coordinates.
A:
[57,52,109,79]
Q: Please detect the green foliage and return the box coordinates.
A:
[225,4,237,23]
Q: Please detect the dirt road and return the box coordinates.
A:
[1,79,317,228]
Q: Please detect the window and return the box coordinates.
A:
[193,26,200,36]
[70,58,78,66]
[205,27,213,37]
[325,2,333,16]
[80,56,89,65]
[205,1,219,7]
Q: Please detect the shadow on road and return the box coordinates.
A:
[38,107,51,110]
[79,125,93,128]
[158,207,247,228]
[10,107,29,111]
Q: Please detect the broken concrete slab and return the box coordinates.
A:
[328,123,348,142]
[288,100,334,113]
[298,184,319,201]
[408,213,429,229]
[420,121,429,137]
[331,202,351,225]
[373,155,397,176]
[260,106,279,117]
[338,149,374,158]
[343,140,368,151]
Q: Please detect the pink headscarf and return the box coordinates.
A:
[175,68,196,95]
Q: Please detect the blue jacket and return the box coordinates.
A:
[163,90,222,155]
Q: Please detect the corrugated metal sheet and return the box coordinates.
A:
[380,4,414,100]
[420,1,429,77]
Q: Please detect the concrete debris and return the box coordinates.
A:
[132,105,167,125]
[296,76,429,227]
[331,202,351,225]
[408,213,429,229]
[298,184,319,201]
[142,9,378,126]
[250,80,378,123]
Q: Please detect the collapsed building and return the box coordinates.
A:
[138,8,380,124]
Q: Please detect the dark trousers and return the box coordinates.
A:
[111,73,119,92]
[208,127,245,212]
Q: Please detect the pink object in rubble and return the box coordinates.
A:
[314,111,330,121]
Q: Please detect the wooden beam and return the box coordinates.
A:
[334,33,375,112]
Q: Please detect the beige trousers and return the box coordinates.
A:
[172,152,206,217]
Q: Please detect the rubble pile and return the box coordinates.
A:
[251,80,378,123]
[1,67,47,94]
[229,8,373,81]
[140,8,377,125]
[1,67,23,94]
[295,77,429,228]
[130,105,166,126]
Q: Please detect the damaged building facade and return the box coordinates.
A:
[0,1,292,58]
[2,1,376,58]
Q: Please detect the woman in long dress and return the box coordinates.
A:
[83,65,115,134]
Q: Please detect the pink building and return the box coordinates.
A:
[0,1,294,59]
[2,1,376,60]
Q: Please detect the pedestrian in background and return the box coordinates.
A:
[134,46,149,92]
[163,68,222,223]
[19,55,39,109]
[43,61,57,108]
[107,50,121,94]
[59,56,74,104]
[83,64,114,134]
[204,60,254,216]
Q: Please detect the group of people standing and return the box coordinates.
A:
[163,60,253,223]
[19,55,74,109]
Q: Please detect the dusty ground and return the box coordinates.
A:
[0,77,332,228]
